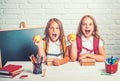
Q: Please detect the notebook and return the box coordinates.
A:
[0,64,22,74]
[0,64,23,78]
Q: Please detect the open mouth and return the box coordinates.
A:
[52,33,57,37]
[84,30,91,35]
[85,30,90,33]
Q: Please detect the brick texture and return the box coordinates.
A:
[0,0,120,57]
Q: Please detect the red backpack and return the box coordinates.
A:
[76,35,99,58]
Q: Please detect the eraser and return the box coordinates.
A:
[20,75,28,79]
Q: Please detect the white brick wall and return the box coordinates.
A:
[0,0,120,57]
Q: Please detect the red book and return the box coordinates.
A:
[0,64,22,75]
[0,73,20,78]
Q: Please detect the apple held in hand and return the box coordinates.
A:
[33,35,42,43]
[69,34,76,42]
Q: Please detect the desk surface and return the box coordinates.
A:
[0,61,120,81]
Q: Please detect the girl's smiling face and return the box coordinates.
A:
[81,17,94,39]
[48,21,60,42]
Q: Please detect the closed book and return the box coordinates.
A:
[80,58,96,66]
[80,58,95,63]
[0,73,19,78]
[47,58,54,66]
[0,64,22,75]
[11,68,23,75]
[80,62,95,66]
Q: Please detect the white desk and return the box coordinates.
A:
[0,61,120,81]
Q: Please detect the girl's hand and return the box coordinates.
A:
[42,55,46,63]
[53,59,60,66]
[33,35,42,43]
[34,42,41,47]
[78,54,90,61]
[33,39,42,47]
[32,35,43,47]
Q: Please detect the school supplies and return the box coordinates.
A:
[33,62,42,74]
[0,73,20,78]
[80,58,96,66]
[29,54,37,64]
[105,56,119,74]
[47,58,54,66]
[105,56,119,65]
[0,64,23,78]
[20,75,28,79]
[29,54,43,74]
[41,69,46,77]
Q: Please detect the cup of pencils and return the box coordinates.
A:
[29,54,43,74]
[105,56,119,74]
[33,62,42,74]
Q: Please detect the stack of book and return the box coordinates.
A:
[47,58,54,66]
[80,58,96,66]
[0,64,23,78]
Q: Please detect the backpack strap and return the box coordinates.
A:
[43,40,48,54]
[61,36,66,53]
[60,36,66,57]
[93,37,99,54]
[76,35,82,58]
[76,36,99,58]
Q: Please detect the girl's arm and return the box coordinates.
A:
[89,46,106,62]
[78,46,106,62]
[67,34,77,61]
[53,46,70,66]
[37,45,46,63]
[53,44,78,66]
[68,44,77,62]
[34,40,46,63]
[59,46,70,64]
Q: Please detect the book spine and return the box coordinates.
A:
[0,70,10,74]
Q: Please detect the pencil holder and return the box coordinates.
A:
[105,63,118,74]
[33,63,42,74]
